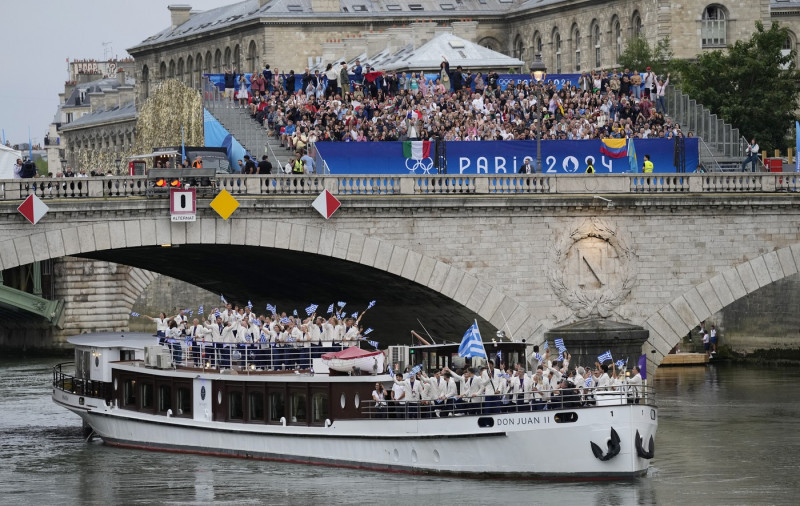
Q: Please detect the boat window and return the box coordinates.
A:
[554,412,578,423]
[290,391,307,424]
[76,350,90,380]
[120,349,136,361]
[477,417,495,428]
[268,391,285,423]
[141,382,154,409]
[229,391,244,420]
[123,379,136,406]
[311,392,329,424]
[158,385,172,413]
[248,391,264,421]
[177,387,192,416]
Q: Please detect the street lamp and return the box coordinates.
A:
[529,54,547,173]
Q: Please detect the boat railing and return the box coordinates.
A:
[360,384,656,420]
[155,339,370,373]
[52,362,114,402]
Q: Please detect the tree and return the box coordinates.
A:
[618,36,674,76]
[676,22,800,153]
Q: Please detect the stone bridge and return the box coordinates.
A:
[2,172,800,374]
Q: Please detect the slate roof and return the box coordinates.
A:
[60,102,137,130]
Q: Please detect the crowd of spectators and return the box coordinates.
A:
[232,61,686,153]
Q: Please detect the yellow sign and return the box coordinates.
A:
[210,189,239,220]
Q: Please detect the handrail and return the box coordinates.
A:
[52,362,113,402]
[360,384,657,419]
[3,173,799,202]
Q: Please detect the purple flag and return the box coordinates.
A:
[638,354,647,380]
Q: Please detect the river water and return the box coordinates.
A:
[1,358,798,505]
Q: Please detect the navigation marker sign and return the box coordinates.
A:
[210,189,239,220]
[170,188,196,222]
[18,194,49,225]
[312,189,341,219]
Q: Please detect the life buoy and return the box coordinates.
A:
[590,427,621,461]
[635,429,655,459]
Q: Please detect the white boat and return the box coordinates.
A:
[52,332,657,478]
[321,346,386,374]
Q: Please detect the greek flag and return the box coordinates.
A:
[266,303,276,314]
[363,328,373,335]
[247,300,253,309]
[367,340,379,348]
[130,312,140,317]
[280,316,290,324]
[557,352,564,361]
[615,359,626,368]
[458,321,487,359]
[293,309,298,316]
[542,340,549,350]
[406,364,423,379]
[220,294,227,304]
[368,300,376,309]
[337,301,346,308]
[327,303,334,314]
[351,312,358,318]
[598,350,613,363]
[585,377,593,387]
[534,352,544,363]
[554,338,567,352]
[185,336,192,345]
[198,305,204,315]
[305,304,318,316]
[214,310,221,319]
[260,332,267,343]
[188,310,193,317]
[183,308,191,313]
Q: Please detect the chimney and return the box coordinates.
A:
[117,68,126,85]
[104,88,120,110]
[118,85,135,107]
[87,91,104,114]
[168,5,192,29]
[451,20,478,41]
[311,0,339,13]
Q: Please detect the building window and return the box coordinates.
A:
[592,22,602,68]
[613,18,622,62]
[631,11,643,38]
[554,31,562,73]
[702,5,726,47]
[514,34,524,60]
[534,32,542,55]
[573,26,581,72]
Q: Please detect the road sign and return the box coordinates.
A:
[17,194,49,225]
[170,188,197,222]
[312,189,341,219]
[210,189,239,220]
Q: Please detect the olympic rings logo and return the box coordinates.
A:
[405,157,435,174]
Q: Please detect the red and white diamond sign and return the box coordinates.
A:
[17,194,49,225]
[312,189,341,219]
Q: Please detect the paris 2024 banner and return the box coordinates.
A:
[315,138,699,175]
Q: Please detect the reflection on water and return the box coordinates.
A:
[1,359,799,505]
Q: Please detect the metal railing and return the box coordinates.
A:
[3,173,800,202]
[360,384,656,419]
[52,362,113,401]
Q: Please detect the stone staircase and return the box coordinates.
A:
[204,100,290,172]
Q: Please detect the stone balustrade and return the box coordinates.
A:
[1,173,798,201]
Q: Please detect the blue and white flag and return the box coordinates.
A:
[598,350,613,363]
[198,305,204,315]
[351,312,358,318]
[266,303,276,314]
[130,312,140,317]
[363,328,373,335]
[220,294,227,304]
[458,321,487,359]
[367,340,379,348]
[214,310,221,319]
[260,332,267,343]
[615,359,626,368]
[280,316,290,324]
[247,300,253,309]
[293,309,298,316]
[337,301,346,308]
[534,352,544,363]
[185,336,192,345]
[585,377,593,387]
[406,364,423,379]
[554,338,567,352]
[327,303,334,314]
[305,304,318,316]
[367,300,376,309]
[557,352,564,361]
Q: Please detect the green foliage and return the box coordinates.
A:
[34,158,47,175]
[677,22,800,152]
[618,36,674,76]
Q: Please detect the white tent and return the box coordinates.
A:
[0,144,22,179]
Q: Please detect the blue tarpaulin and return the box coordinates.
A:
[203,108,249,170]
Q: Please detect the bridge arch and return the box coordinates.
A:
[642,244,800,371]
[0,218,538,340]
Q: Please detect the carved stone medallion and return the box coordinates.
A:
[548,218,637,318]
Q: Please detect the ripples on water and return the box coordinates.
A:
[1,359,798,505]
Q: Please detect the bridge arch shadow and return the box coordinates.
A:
[2,219,538,343]
[643,244,800,371]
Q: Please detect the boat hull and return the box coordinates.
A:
[70,401,657,478]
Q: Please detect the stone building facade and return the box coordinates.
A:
[127,0,800,102]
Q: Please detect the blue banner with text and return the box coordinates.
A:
[315,138,698,175]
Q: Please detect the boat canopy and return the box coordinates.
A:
[321,346,383,360]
